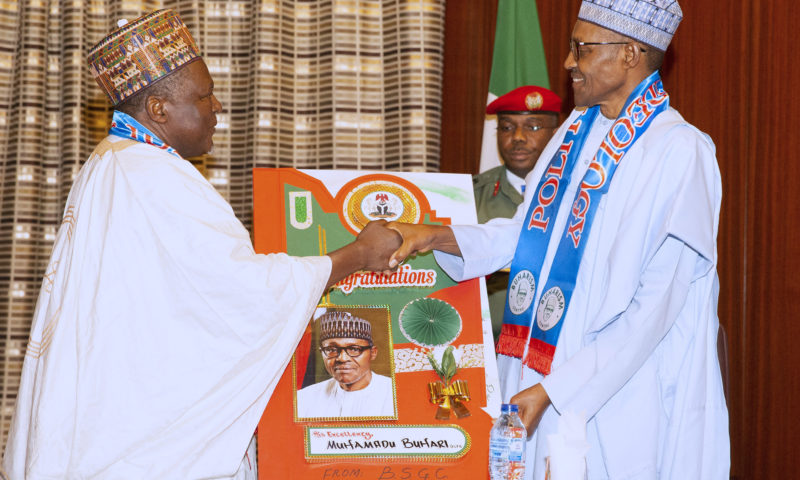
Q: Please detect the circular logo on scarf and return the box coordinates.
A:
[508,270,536,315]
[536,287,565,331]
[525,92,544,111]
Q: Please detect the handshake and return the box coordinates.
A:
[332,220,461,281]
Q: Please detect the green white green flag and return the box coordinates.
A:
[480,0,550,172]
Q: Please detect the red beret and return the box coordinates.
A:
[486,85,562,115]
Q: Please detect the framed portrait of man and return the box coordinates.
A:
[294,305,397,421]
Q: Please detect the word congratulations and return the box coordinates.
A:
[334,264,437,294]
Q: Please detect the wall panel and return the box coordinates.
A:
[439,0,496,174]
[742,1,800,478]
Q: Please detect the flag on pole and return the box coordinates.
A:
[479,0,551,173]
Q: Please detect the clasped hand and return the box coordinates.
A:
[354,220,403,272]
[385,222,460,271]
[354,221,451,273]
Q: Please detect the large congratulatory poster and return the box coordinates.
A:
[253,169,500,480]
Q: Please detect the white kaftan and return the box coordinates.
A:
[296,373,395,418]
[434,108,730,479]
[3,136,331,479]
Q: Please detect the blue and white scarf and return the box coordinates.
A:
[497,71,670,374]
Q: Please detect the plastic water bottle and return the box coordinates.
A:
[489,403,527,480]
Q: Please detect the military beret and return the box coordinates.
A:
[486,85,562,115]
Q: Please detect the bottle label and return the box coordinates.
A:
[507,436,524,462]
[489,426,525,462]
[489,436,510,461]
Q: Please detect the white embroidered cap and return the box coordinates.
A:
[318,311,373,343]
[578,0,683,51]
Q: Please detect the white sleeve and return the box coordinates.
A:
[433,214,524,281]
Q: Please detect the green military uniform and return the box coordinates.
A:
[473,165,524,342]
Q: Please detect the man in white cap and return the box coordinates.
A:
[3,9,400,480]
[296,311,395,419]
[386,1,730,478]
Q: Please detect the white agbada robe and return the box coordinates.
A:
[3,135,331,479]
[435,108,730,479]
[296,373,394,418]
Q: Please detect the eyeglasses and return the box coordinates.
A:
[569,39,646,61]
[497,124,553,133]
[320,344,373,358]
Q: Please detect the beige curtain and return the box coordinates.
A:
[0,0,445,448]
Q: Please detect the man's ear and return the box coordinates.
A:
[370,346,378,361]
[144,95,168,124]
[623,42,644,70]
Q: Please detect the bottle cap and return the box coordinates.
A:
[501,403,519,413]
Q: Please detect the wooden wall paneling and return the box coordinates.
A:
[439,0,497,174]
[744,1,800,478]
[665,2,750,478]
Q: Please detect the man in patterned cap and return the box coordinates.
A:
[3,9,400,480]
[474,85,561,341]
[385,1,730,478]
[296,311,395,418]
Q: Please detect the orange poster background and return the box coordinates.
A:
[253,169,493,480]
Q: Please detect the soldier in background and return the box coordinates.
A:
[473,86,561,340]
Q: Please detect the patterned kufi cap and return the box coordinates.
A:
[87,9,201,105]
[318,312,373,343]
[578,0,682,52]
